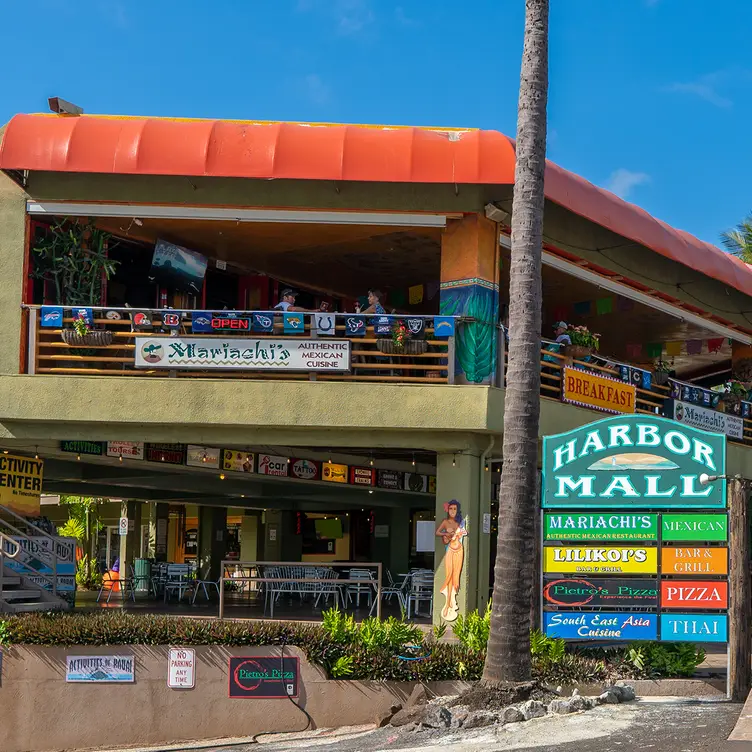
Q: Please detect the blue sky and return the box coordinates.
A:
[2,0,749,246]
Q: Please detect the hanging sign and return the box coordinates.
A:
[228,656,299,698]
[257,455,289,477]
[660,581,728,609]
[350,467,375,486]
[543,577,658,609]
[543,546,658,574]
[322,463,348,483]
[290,459,320,481]
[661,513,728,542]
[377,469,403,490]
[541,415,726,509]
[561,367,636,414]
[404,473,428,492]
[61,441,105,456]
[168,648,196,689]
[135,337,350,371]
[672,400,743,440]
[222,450,255,473]
[544,612,658,641]
[146,443,185,465]
[661,547,728,575]
[0,455,44,516]
[106,441,144,460]
[544,513,658,541]
[211,316,252,332]
[186,445,221,469]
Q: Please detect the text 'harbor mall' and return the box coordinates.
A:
[2,110,752,624]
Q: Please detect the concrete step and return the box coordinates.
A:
[5,600,59,613]
[1,576,21,587]
[2,589,42,601]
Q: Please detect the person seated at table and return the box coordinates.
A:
[356,289,386,316]
[274,288,309,312]
[553,321,571,346]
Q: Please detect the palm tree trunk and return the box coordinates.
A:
[482,0,548,686]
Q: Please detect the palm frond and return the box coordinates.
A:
[721,215,752,263]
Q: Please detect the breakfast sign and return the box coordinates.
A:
[541,414,729,644]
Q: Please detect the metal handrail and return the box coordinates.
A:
[0,503,73,598]
[22,303,464,320]
[218,560,383,620]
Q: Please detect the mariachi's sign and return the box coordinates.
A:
[672,400,744,440]
[660,580,728,609]
[135,337,351,371]
[543,577,658,608]
[543,546,658,575]
[542,415,726,509]
[561,367,636,414]
[661,514,728,542]
[661,546,728,575]
[544,612,658,641]
[544,513,658,541]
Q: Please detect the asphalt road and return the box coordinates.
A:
[177,698,745,752]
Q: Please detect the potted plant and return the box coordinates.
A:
[32,219,119,346]
[563,325,600,360]
[653,359,673,386]
[721,379,749,407]
[377,320,428,355]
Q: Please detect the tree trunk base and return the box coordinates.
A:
[453,681,556,711]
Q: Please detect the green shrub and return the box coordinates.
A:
[530,629,566,661]
[452,601,490,651]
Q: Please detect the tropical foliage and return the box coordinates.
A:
[32,219,119,306]
[57,495,107,589]
[721,214,752,263]
[0,610,705,682]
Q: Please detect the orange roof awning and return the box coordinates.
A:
[1,112,749,298]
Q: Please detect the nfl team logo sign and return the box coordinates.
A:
[162,312,181,327]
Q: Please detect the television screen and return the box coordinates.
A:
[314,518,343,539]
[150,239,208,293]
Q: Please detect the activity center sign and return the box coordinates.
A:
[541,414,729,644]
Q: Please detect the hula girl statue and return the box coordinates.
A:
[435,500,467,621]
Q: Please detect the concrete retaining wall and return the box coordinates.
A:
[0,645,468,752]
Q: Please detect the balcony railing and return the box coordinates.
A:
[24,306,457,385]
[506,341,752,448]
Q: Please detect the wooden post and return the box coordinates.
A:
[729,477,751,701]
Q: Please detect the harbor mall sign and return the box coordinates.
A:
[542,415,726,509]
[542,414,729,644]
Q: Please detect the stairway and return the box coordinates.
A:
[0,504,72,614]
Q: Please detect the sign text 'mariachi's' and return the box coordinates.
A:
[0,456,43,491]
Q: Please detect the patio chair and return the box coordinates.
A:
[345,568,376,609]
[406,571,434,619]
[97,569,136,604]
[380,569,408,609]
[313,568,341,609]
[191,566,221,604]
[163,564,192,602]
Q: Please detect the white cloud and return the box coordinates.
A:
[665,76,732,108]
[304,74,330,105]
[395,6,419,27]
[605,168,651,200]
[297,0,374,35]
[336,0,374,34]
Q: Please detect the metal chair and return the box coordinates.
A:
[97,569,136,604]
[406,571,434,619]
[191,566,221,604]
[163,564,192,602]
[313,568,341,609]
[345,568,376,609]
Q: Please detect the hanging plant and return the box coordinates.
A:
[32,219,120,306]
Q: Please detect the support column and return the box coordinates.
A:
[118,500,140,582]
[433,451,482,625]
[440,214,499,384]
[198,507,227,581]
[148,502,170,562]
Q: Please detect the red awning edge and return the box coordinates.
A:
[1,113,750,299]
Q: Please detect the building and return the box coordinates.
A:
[1,112,751,621]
